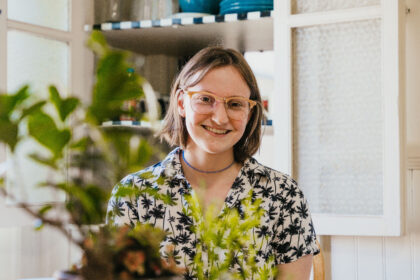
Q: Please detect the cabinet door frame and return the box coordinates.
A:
[273,0,405,236]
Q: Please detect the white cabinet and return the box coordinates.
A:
[274,0,405,236]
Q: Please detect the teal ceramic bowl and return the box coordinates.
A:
[179,0,220,14]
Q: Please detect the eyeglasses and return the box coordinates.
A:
[183,90,257,121]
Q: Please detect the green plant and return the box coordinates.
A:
[0,31,173,279]
[80,224,182,279]
[185,190,277,279]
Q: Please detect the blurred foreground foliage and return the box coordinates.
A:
[185,190,277,280]
[0,31,172,279]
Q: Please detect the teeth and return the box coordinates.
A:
[204,126,229,134]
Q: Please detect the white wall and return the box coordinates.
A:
[323,0,420,279]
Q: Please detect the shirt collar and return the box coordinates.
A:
[157,147,186,180]
[157,147,270,181]
[241,156,271,178]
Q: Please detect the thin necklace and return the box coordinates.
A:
[182,150,235,174]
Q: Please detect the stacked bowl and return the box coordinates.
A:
[179,0,220,14]
[220,0,273,15]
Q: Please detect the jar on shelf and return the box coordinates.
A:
[131,0,180,21]
[95,0,179,23]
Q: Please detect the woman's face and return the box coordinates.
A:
[177,65,251,156]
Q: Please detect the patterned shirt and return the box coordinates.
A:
[107,147,319,278]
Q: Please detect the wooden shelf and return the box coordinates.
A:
[85,11,273,56]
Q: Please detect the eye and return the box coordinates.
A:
[227,99,246,110]
[195,94,214,104]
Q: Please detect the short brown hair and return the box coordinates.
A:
[158,47,263,163]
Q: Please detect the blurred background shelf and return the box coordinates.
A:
[85,11,273,56]
[101,121,159,135]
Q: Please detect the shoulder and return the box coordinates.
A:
[247,157,300,187]
[244,157,307,203]
[113,148,182,192]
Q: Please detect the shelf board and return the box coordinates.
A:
[101,121,158,135]
[85,11,273,56]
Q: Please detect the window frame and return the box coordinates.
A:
[0,0,93,222]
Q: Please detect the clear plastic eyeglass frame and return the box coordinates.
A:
[183,90,257,120]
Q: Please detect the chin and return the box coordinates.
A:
[199,142,236,155]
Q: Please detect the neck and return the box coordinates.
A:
[182,150,235,174]
[182,147,235,174]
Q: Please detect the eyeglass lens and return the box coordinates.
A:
[190,92,250,120]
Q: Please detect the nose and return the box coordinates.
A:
[211,101,229,124]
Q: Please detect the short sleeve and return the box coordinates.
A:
[106,174,139,227]
[272,179,320,264]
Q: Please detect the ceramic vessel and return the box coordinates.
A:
[179,0,220,14]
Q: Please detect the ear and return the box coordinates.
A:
[177,89,186,117]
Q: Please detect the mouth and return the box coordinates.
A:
[202,125,231,135]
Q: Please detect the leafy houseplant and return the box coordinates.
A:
[0,31,177,279]
[184,190,277,280]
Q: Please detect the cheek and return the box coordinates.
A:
[184,110,207,128]
[233,119,248,133]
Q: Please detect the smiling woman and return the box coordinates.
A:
[107,47,320,279]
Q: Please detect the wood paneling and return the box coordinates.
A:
[0,226,70,280]
[0,228,19,280]
[414,232,420,280]
[357,237,384,280]
[384,234,412,280]
[330,236,357,280]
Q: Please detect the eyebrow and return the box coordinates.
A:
[192,90,249,99]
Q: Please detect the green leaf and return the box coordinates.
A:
[87,46,144,124]
[49,86,80,122]
[49,85,61,110]
[70,137,89,150]
[27,112,71,158]
[38,204,53,216]
[60,97,79,121]
[114,185,139,198]
[60,183,109,224]
[136,139,153,167]
[19,100,46,121]
[0,85,30,118]
[86,30,109,57]
[139,171,154,180]
[28,153,58,169]
[0,119,19,151]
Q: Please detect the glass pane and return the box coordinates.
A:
[8,0,69,31]
[292,19,383,215]
[7,30,69,204]
[292,0,380,14]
